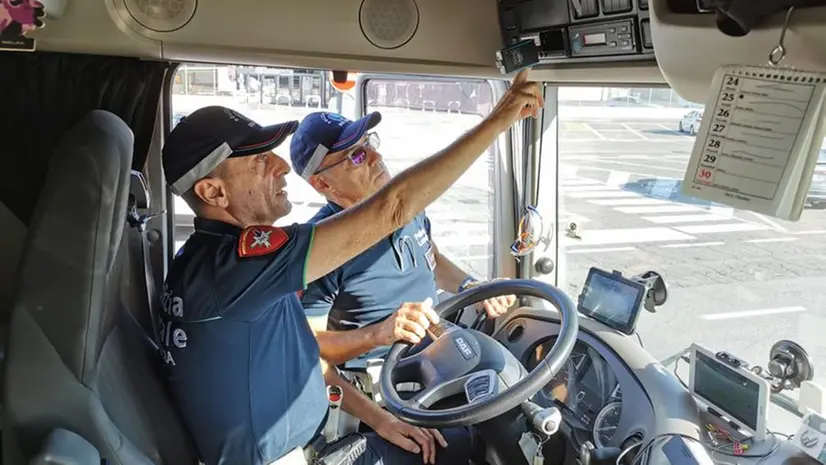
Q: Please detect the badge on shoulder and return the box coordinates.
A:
[237,226,288,258]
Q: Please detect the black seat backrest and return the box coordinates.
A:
[1,110,198,465]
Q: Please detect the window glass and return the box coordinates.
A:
[170,66,497,281]
[559,86,826,392]
[170,64,356,251]
[364,78,497,279]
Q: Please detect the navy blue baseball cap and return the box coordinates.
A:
[289,111,382,180]
[163,106,298,195]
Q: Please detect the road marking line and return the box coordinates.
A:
[745,237,799,243]
[622,123,650,141]
[582,124,607,140]
[606,170,631,187]
[562,163,681,181]
[566,246,637,254]
[657,123,675,131]
[561,227,696,246]
[700,306,807,321]
[590,198,669,206]
[747,211,789,233]
[562,185,618,192]
[561,179,605,186]
[660,241,725,248]
[615,205,700,214]
[567,191,640,199]
[642,214,729,224]
[674,223,769,234]
[583,159,686,173]
[792,230,826,235]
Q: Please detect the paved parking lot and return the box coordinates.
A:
[560,119,685,142]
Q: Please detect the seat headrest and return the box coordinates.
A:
[130,170,150,210]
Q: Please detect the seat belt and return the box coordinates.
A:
[126,195,164,351]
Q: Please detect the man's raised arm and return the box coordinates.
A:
[305,70,542,284]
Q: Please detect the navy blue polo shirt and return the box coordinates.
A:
[301,202,440,361]
[160,218,328,465]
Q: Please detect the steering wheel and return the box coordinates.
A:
[379,279,579,427]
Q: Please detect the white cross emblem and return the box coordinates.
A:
[250,229,272,248]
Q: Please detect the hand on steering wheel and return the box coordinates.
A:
[379,279,579,428]
[465,279,516,318]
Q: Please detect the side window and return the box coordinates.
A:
[363,78,496,279]
[170,64,356,252]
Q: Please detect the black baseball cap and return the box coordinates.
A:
[162,106,298,195]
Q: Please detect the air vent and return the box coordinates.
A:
[601,0,632,14]
[506,323,525,342]
[359,0,420,50]
[620,433,645,463]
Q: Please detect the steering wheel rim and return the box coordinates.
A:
[379,279,579,427]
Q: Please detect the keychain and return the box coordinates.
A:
[534,434,549,465]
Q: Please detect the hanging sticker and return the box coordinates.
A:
[0,0,46,52]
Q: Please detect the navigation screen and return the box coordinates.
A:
[694,351,760,430]
[578,268,644,334]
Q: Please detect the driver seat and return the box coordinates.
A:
[1,110,199,464]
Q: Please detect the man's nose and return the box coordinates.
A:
[270,153,291,177]
[367,149,383,167]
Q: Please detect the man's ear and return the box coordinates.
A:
[192,177,229,209]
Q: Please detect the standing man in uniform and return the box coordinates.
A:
[290,112,516,367]
[159,70,542,465]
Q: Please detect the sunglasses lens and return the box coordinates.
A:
[350,149,367,165]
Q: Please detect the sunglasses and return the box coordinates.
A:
[314,132,380,175]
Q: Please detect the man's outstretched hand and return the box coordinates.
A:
[486,69,544,132]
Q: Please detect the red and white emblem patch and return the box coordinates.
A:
[237,226,288,257]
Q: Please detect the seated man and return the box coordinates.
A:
[289,112,517,367]
[158,71,541,465]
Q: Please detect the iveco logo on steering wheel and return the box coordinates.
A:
[453,336,476,360]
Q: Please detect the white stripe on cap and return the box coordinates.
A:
[300,144,330,180]
[171,142,233,195]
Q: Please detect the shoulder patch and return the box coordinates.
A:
[237,226,289,258]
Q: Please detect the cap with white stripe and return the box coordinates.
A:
[289,112,382,181]
[162,106,298,195]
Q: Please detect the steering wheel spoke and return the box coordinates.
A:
[408,369,501,408]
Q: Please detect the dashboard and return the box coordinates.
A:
[527,338,624,449]
[490,307,691,453]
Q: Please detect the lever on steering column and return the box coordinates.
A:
[521,401,562,437]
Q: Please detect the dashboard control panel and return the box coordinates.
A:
[497,0,653,65]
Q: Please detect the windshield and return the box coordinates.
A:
[558,86,826,390]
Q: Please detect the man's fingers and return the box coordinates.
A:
[422,305,440,326]
[408,427,436,464]
[513,69,529,84]
[390,431,421,454]
[403,307,432,331]
[397,326,423,345]
[428,428,448,448]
